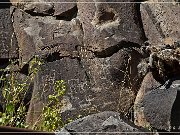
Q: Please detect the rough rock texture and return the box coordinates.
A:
[171,85,180,131]
[13,7,82,68]
[142,80,178,131]
[133,1,180,131]
[56,111,154,135]
[0,0,179,133]
[17,0,145,127]
[134,72,161,128]
[26,58,88,125]
[141,0,180,46]
[0,3,18,58]
[135,78,180,131]
[77,0,145,53]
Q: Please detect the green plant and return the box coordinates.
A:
[0,57,43,128]
[0,57,68,131]
[0,71,29,128]
[33,80,66,131]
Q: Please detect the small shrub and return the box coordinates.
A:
[0,57,67,131]
[0,70,30,128]
[37,80,66,131]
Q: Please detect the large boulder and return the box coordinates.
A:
[24,0,145,127]
[10,0,77,19]
[13,8,82,68]
[56,111,154,135]
[135,76,180,131]
[10,0,54,15]
[134,72,161,128]
[77,0,146,53]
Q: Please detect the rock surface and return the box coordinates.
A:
[56,111,154,135]
[135,78,180,131]
[77,0,145,53]
[134,72,161,128]
[141,0,180,46]
[0,0,179,133]
[0,3,18,58]
[21,0,145,127]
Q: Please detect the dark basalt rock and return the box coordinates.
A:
[0,3,18,59]
[56,111,154,135]
[136,78,180,131]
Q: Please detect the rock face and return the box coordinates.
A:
[134,1,180,131]
[0,2,18,59]
[11,0,145,127]
[56,111,154,135]
[77,0,145,53]
[140,0,180,46]
[135,75,180,131]
[13,8,82,68]
[142,80,178,131]
[0,0,179,133]
[134,72,161,128]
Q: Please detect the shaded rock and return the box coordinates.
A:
[23,1,145,128]
[140,0,180,46]
[134,72,161,128]
[26,48,143,128]
[79,47,142,114]
[53,0,77,20]
[10,0,78,19]
[135,77,180,131]
[171,81,180,131]
[0,3,18,58]
[56,111,154,135]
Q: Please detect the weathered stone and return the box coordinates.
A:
[77,0,145,53]
[134,72,161,128]
[26,58,89,127]
[79,47,142,114]
[10,0,78,18]
[26,47,143,128]
[56,111,154,135]
[135,77,180,131]
[171,81,180,131]
[13,8,83,68]
[23,1,145,127]
[0,3,18,58]
[10,0,54,15]
[140,0,180,46]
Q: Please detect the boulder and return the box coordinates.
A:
[24,0,145,127]
[10,0,54,15]
[10,0,77,19]
[56,111,154,135]
[77,0,146,53]
[26,58,88,127]
[26,48,142,127]
[53,0,77,20]
[135,76,180,131]
[13,8,83,68]
[134,72,161,128]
